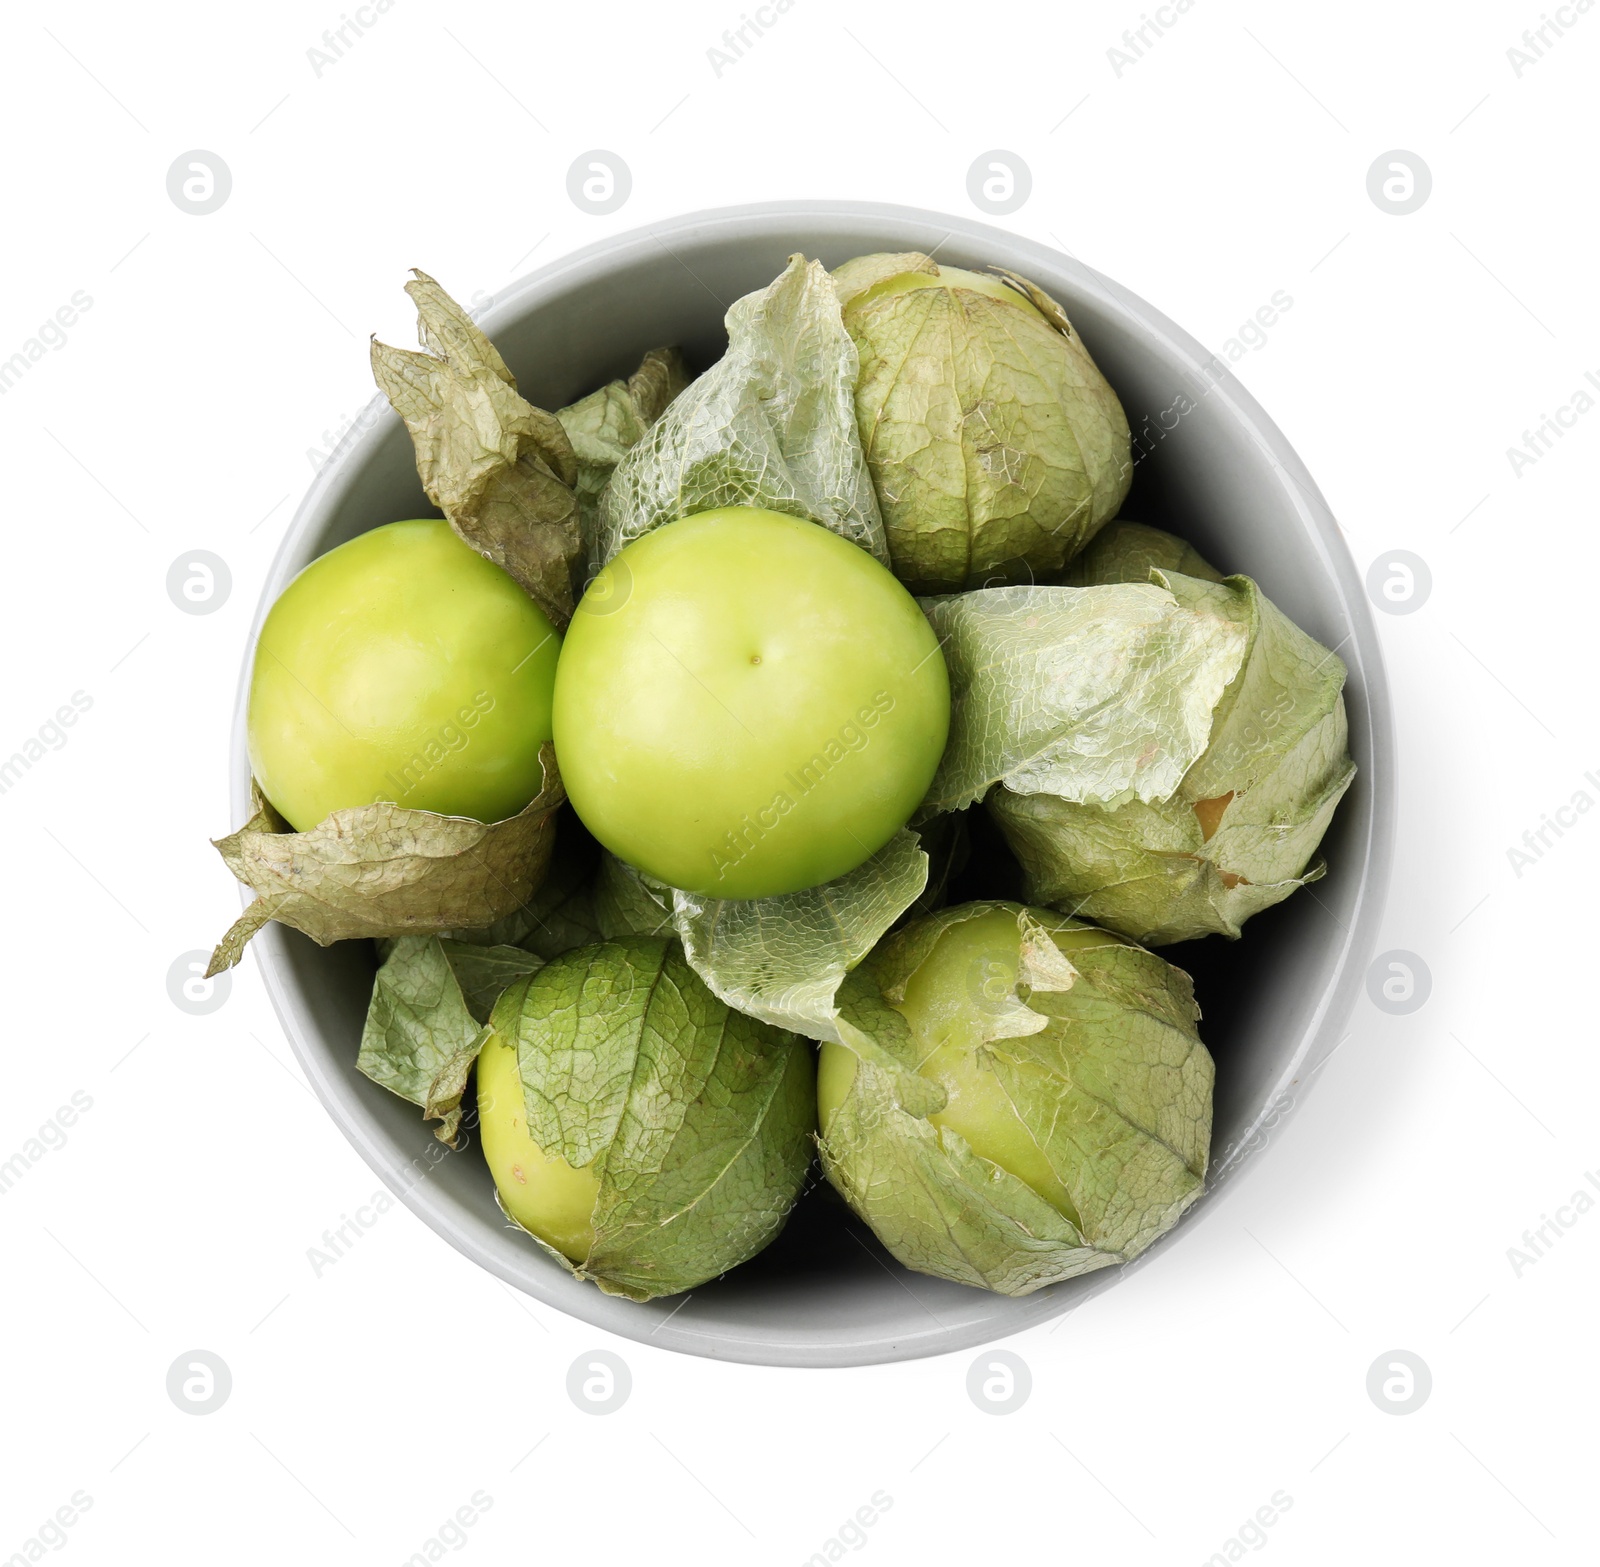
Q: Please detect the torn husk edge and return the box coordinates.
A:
[206,746,564,976]
[370,270,584,627]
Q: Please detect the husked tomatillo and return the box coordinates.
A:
[833,252,1132,593]
[480,938,816,1300]
[553,507,950,900]
[818,902,1213,1296]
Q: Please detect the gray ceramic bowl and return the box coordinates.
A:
[234,201,1393,1367]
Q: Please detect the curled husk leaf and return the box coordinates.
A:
[1064,517,1225,586]
[358,935,541,1144]
[556,347,690,551]
[444,816,605,958]
[493,939,816,1300]
[371,271,584,626]
[591,852,677,940]
[990,548,1357,943]
[206,747,564,975]
[666,828,940,1110]
[597,254,888,568]
[919,583,1250,816]
[818,902,1212,1295]
[835,253,1132,593]
[439,942,547,1024]
[357,883,668,1148]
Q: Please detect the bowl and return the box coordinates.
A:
[233,201,1394,1367]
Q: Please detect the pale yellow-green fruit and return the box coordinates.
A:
[476,1027,600,1262]
[819,907,1120,1228]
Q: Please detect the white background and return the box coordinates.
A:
[1,1,1594,1562]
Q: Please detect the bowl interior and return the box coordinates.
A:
[242,202,1391,1367]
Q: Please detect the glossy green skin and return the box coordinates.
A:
[819,908,1114,1226]
[248,519,560,831]
[552,507,951,899]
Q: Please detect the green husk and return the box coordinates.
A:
[989,564,1356,943]
[357,935,542,1144]
[493,939,816,1300]
[207,747,564,975]
[370,271,585,626]
[836,254,1132,593]
[666,828,937,1108]
[442,817,605,958]
[596,254,887,568]
[1064,518,1225,586]
[919,583,1250,815]
[556,346,691,552]
[818,902,1212,1295]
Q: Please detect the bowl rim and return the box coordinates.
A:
[230,199,1395,1366]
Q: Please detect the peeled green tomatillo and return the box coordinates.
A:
[248,519,561,831]
[818,902,1212,1296]
[552,507,950,900]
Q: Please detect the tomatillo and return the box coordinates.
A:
[818,906,1101,1219]
[816,902,1213,1294]
[552,507,951,900]
[247,519,560,831]
[844,263,1050,319]
[476,1024,599,1262]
